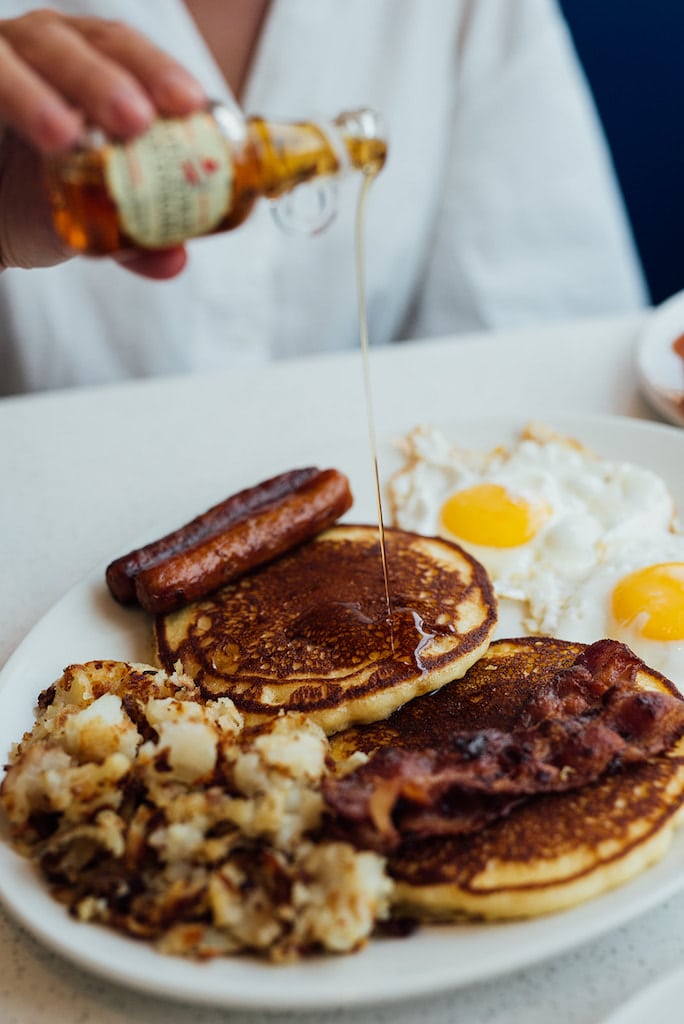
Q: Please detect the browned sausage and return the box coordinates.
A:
[106,467,321,604]
[134,468,353,614]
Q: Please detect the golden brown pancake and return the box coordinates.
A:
[154,524,497,735]
[330,637,684,920]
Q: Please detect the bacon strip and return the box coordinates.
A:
[133,468,353,614]
[323,640,684,851]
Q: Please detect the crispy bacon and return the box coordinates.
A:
[323,640,684,851]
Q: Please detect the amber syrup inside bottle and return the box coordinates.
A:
[45,105,387,253]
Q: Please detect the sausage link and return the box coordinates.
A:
[134,468,353,614]
[106,467,320,604]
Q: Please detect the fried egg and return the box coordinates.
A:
[553,535,684,683]
[387,423,676,632]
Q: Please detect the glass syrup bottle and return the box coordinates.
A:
[44,104,387,253]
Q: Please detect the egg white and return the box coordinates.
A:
[388,424,677,634]
[553,535,684,686]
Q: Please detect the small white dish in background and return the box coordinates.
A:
[600,964,684,1023]
[637,289,684,428]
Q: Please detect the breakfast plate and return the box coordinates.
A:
[599,965,684,1023]
[636,289,684,428]
[1,412,684,1011]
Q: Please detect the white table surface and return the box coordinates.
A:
[1,308,681,1024]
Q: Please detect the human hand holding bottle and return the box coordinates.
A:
[0,9,206,277]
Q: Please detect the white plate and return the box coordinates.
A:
[2,412,684,1012]
[637,290,684,427]
[600,965,684,1023]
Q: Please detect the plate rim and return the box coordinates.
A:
[2,409,684,1010]
[636,289,684,427]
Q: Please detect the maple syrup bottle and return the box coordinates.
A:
[44,104,387,254]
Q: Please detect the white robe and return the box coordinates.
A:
[0,0,648,394]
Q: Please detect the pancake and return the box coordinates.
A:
[329,637,684,920]
[154,524,498,735]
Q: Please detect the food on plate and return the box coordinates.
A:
[0,661,392,961]
[6,442,684,961]
[553,538,684,682]
[5,640,684,960]
[154,524,498,734]
[387,423,678,636]
[106,467,353,613]
[670,333,684,413]
[106,467,323,605]
[673,332,684,369]
[326,637,684,919]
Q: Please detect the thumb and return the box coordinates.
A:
[114,245,188,279]
[0,130,71,269]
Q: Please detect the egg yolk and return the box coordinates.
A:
[612,562,684,641]
[439,483,551,548]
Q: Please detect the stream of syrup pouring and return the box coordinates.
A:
[355,169,395,648]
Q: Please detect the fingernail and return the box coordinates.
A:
[156,71,207,113]
[109,88,156,136]
[115,245,188,279]
[33,100,83,153]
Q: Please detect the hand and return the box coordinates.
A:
[0,10,207,278]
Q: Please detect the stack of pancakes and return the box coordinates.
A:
[155,525,497,734]
[154,523,684,921]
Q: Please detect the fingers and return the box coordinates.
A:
[0,11,207,154]
[0,34,83,152]
[0,133,73,267]
[114,246,189,280]
[71,17,207,116]
[0,12,204,273]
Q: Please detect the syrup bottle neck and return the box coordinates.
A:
[254,108,387,234]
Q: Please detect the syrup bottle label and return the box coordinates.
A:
[103,111,233,247]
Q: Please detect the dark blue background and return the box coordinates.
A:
[560,2,684,304]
